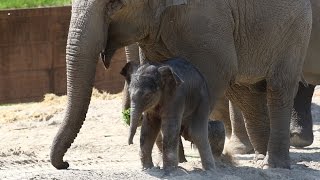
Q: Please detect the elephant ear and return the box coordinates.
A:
[165,0,188,7]
[106,0,125,16]
[153,0,188,18]
[158,66,183,89]
[120,62,139,83]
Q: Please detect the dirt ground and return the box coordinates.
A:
[0,87,319,180]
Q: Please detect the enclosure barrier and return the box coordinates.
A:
[0,6,126,103]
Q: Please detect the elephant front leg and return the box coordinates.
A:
[140,114,161,169]
[161,117,182,174]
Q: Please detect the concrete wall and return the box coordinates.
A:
[0,7,126,103]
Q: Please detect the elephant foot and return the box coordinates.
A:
[223,136,254,155]
[179,155,187,163]
[163,165,177,177]
[255,153,290,169]
[290,132,313,148]
[51,160,69,170]
[142,161,154,170]
[162,166,188,177]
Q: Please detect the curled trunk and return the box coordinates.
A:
[50,0,108,169]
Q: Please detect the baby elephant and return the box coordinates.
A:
[120,58,216,173]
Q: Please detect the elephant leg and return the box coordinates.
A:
[189,105,215,171]
[155,133,187,163]
[290,83,315,147]
[178,138,187,163]
[161,117,182,173]
[263,78,298,169]
[208,120,225,157]
[140,113,161,169]
[226,83,270,159]
[224,101,253,155]
[210,97,231,139]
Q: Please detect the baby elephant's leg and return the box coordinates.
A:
[161,117,182,173]
[190,107,215,170]
[140,114,161,169]
[155,134,187,163]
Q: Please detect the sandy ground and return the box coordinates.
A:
[0,87,319,180]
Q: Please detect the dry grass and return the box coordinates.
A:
[0,88,122,123]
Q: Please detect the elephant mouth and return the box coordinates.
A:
[100,47,117,69]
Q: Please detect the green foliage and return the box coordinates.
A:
[122,108,131,126]
[0,0,71,9]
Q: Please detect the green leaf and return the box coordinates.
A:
[122,108,131,126]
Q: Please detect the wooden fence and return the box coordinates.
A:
[0,6,126,103]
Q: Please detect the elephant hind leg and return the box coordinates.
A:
[155,133,187,163]
[223,101,253,155]
[189,105,215,171]
[226,83,270,163]
[290,83,315,148]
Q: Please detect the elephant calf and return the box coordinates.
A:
[120,58,217,173]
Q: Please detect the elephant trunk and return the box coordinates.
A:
[128,104,143,145]
[50,0,109,169]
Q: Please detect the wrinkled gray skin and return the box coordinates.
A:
[122,44,189,163]
[121,58,215,172]
[122,44,225,162]
[224,0,320,154]
[50,0,312,170]
[280,0,320,148]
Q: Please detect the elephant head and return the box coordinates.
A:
[120,62,182,145]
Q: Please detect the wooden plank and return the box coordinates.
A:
[0,71,50,103]
[0,42,52,73]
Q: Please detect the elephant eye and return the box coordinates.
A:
[144,91,152,98]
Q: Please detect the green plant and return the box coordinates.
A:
[0,0,71,9]
[122,108,131,126]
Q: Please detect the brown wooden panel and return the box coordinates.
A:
[0,71,50,103]
[0,7,71,45]
[0,7,127,103]
[0,42,52,73]
[94,80,124,94]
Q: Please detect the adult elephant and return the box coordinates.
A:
[50,0,312,170]
[224,0,320,154]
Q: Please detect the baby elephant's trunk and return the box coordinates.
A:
[128,106,142,145]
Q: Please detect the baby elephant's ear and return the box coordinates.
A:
[158,66,183,87]
[120,62,139,82]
